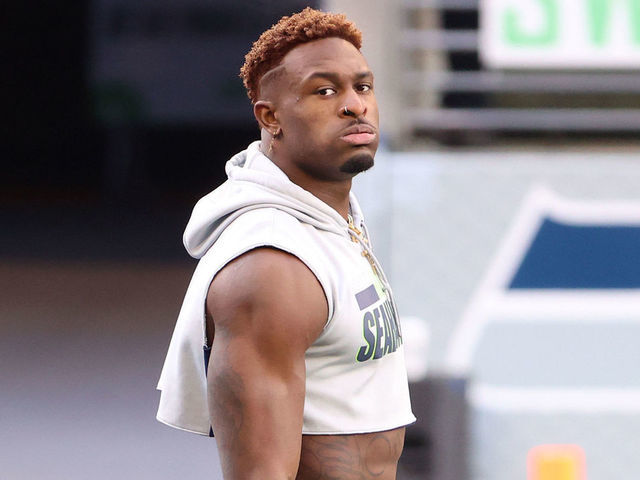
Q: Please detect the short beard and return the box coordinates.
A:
[340,153,374,175]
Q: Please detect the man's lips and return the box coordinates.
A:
[340,124,377,145]
[341,132,376,145]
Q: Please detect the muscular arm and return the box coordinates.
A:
[206,247,328,480]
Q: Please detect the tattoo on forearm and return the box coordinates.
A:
[209,349,246,475]
[212,369,245,440]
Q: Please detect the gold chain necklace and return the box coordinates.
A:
[347,214,380,279]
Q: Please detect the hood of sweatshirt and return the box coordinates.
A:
[183,141,366,259]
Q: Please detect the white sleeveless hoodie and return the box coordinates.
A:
[156,141,415,435]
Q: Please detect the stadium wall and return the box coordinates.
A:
[354,149,640,479]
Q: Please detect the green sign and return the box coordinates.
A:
[481,0,640,68]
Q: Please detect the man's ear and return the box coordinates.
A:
[254,101,279,133]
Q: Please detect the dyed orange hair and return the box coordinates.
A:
[240,7,363,104]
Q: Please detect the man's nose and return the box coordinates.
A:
[339,90,367,117]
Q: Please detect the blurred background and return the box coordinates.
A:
[3,0,640,478]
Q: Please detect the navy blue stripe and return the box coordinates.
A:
[203,345,212,375]
[356,284,380,310]
[510,219,640,289]
[203,345,215,437]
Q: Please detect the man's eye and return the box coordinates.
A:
[317,87,337,96]
[358,84,372,92]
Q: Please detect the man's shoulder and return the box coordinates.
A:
[200,205,337,309]
[208,246,329,337]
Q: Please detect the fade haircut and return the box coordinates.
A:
[240,7,363,104]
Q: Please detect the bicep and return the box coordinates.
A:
[206,247,327,479]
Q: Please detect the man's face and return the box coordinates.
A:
[264,37,379,182]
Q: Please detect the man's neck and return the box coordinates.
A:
[283,169,352,220]
[260,143,352,220]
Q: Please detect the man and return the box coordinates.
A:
[157,7,415,479]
